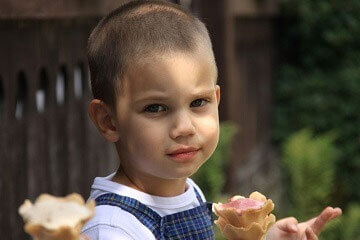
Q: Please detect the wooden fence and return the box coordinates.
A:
[0,19,118,239]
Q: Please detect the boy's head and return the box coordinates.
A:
[88,0,220,188]
[88,0,217,108]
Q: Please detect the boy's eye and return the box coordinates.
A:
[144,104,167,113]
[190,99,208,108]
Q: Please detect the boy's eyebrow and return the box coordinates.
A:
[193,89,216,98]
[134,91,169,103]
[134,89,216,103]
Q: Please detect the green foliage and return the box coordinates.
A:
[274,0,360,208]
[212,195,230,240]
[319,216,343,240]
[281,129,360,239]
[214,222,226,240]
[282,129,339,220]
[320,204,360,240]
[343,204,360,239]
[192,121,238,202]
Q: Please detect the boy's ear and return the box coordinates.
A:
[88,99,120,142]
[215,85,221,106]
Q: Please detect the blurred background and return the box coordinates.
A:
[0,0,359,239]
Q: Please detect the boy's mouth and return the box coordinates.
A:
[167,146,199,155]
[167,147,200,163]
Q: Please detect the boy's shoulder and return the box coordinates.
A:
[82,204,155,240]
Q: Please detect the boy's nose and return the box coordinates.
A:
[169,112,196,139]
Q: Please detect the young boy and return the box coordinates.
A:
[82,1,341,239]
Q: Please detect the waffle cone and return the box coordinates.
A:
[213,191,276,240]
[19,193,95,240]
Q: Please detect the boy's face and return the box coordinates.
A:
[113,50,220,181]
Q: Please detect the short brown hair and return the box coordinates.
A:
[87,0,214,107]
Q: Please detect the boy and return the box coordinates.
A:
[82,1,341,239]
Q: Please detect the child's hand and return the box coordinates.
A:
[80,234,90,240]
[266,207,342,240]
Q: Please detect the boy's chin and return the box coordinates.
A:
[151,160,206,180]
[165,167,200,180]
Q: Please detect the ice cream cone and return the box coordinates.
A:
[19,193,95,240]
[213,191,276,240]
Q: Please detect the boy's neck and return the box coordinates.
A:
[112,167,188,197]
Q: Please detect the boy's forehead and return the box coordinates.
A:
[123,51,217,93]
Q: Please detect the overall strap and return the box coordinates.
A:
[162,203,215,239]
[160,186,215,239]
[192,186,214,222]
[192,186,204,204]
[95,193,163,239]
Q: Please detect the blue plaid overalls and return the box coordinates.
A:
[95,188,215,240]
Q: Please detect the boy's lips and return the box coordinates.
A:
[167,146,199,155]
[167,147,200,162]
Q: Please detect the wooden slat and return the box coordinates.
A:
[65,25,83,194]
[8,83,28,240]
[7,21,32,240]
[0,25,12,238]
[230,0,278,17]
[227,18,274,192]
[199,0,232,121]
[0,0,129,19]
[235,19,273,158]
[25,22,50,200]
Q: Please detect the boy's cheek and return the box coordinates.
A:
[199,115,219,147]
[199,113,219,133]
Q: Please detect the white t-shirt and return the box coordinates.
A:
[82,173,206,240]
